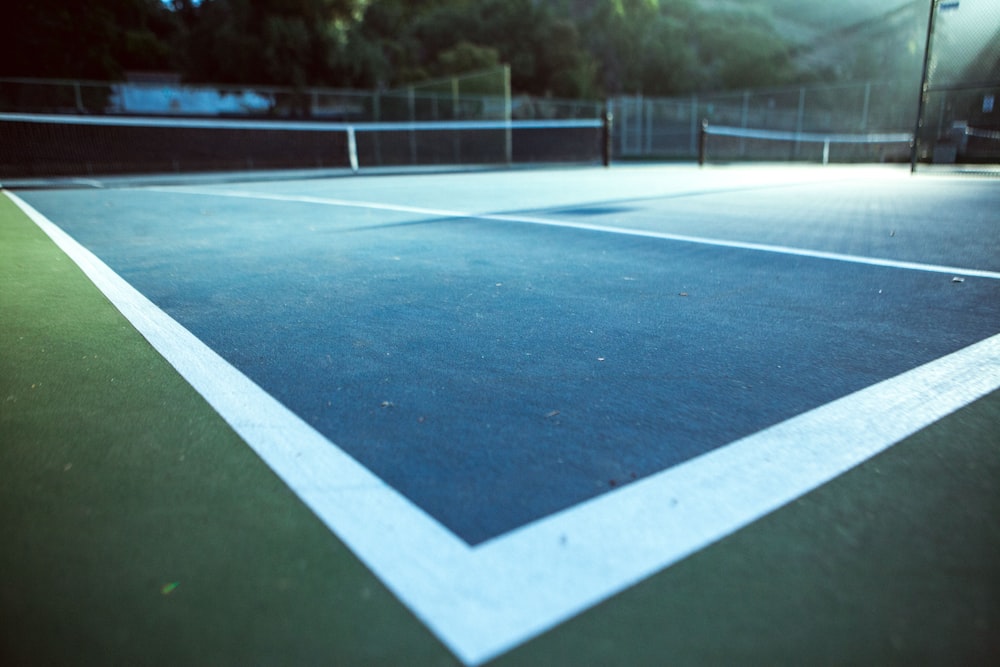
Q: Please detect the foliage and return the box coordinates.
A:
[0,0,952,98]
[0,0,178,79]
[174,0,369,86]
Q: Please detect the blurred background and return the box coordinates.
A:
[1,0,997,169]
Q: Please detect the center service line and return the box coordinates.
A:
[147,186,1000,280]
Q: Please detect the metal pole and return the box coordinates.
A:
[451,77,461,162]
[602,102,613,167]
[503,64,513,165]
[689,94,698,157]
[407,86,417,164]
[912,0,939,173]
[635,94,643,155]
[645,97,653,155]
[74,82,85,113]
[621,97,629,155]
[740,90,750,157]
[794,87,806,159]
[698,119,708,167]
[861,81,871,131]
[372,91,382,166]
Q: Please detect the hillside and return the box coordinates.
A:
[8,0,992,99]
[699,0,928,84]
[740,0,919,32]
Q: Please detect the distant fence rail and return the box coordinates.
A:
[3,74,997,167]
[0,75,601,123]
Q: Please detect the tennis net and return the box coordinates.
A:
[0,112,605,179]
[699,123,913,165]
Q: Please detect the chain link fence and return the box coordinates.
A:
[5,0,997,169]
[0,67,599,124]
[614,2,998,166]
[916,0,1000,164]
[612,80,919,163]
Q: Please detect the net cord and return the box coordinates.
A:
[700,123,913,166]
[1,112,602,175]
[0,113,600,133]
[703,124,912,145]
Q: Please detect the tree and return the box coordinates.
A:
[0,0,179,79]
[0,0,824,100]
[175,0,369,87]
[412,0,597,97]
[433,42,501,77]
[691,7,798,90]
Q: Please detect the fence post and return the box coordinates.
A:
[645,97,653,155]
[617,97,627,155]
[794,86,806,158]
[698,119,708,167]
[740,90,750,156]
[372,91,382,166]
[407,86,417,164]
[503,64,513,165]
[74,82,85,113]
[689,94,699,157]
[912,0,939,173]
[602,102,613,167]
[861,81,871,130]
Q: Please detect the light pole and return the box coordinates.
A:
[912,0,942,173]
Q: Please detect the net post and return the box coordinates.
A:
[698,119,708,167]
[602,102,613,167]
[822,139,830,165]
[911,0,939,174]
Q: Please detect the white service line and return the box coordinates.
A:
[147,186,1000,280]
[9,189,1000,666]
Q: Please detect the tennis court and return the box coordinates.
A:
[3,163,999,665]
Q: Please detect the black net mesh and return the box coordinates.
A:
[0,116,604,179]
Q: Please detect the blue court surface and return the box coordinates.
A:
[8,164,1000,664]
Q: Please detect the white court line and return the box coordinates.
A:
[147,186,1000,280]
[8,190,1000,665]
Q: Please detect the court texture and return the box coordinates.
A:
[2,163,999,665]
